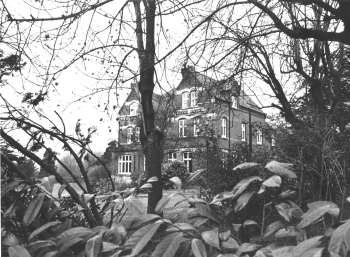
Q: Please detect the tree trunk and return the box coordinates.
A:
[133,0,163,213]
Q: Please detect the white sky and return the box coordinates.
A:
[1,0,283,154]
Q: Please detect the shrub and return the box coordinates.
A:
[3,159,350,257]
[161,161,189,189]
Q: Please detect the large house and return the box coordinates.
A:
[111,66,271,182]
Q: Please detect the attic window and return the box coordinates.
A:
[231,96,238,109]
[130,102,138,116]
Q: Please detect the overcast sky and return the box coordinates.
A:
[1,0,280,154]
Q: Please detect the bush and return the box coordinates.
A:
[161,161,189,189]
[3,159,350,257]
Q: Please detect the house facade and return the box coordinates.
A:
[112,66,271,182]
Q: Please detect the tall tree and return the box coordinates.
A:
[0,0,200,213]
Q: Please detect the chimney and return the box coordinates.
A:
[181,64,195,78]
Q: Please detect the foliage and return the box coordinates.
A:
[161,161,189,189]
[3,159,350,257]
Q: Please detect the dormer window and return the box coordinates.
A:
[182,92,190,109]
[231,96,238,109]
[130,102,138,116]
[190,90,198,107]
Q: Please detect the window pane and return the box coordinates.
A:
[182,92,189,108]
[179,119,185,137]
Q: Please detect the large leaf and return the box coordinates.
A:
[166,223,196,233]
[328,219,350,257]
[234,191,255,212]
[300,248,324,257]
[263,175,282,187]
[57,227,93,249]
[29,221,61,241]
[188,203,219,223]
[233,162,261,171]
[265,161,296,179]
[264,220,284,238]
[201,228,220,249]
[2,232,19,246]
[127,222,162,256]
[210,191,235,205]
[188,169,206,183]
[85,234,103,257]
[23,193,46,226]
[27,240,56,252]
[161,233,186,257]
[8,245,32,257]
[231,176,262,199]
[222,237,239,250]
[275,226,302,239]
[101,242,119,253]
[292,236,323,257]
[169,176,182,189]
[59,237,84,253]
[271,246,293,257]
[191,238,207,257]
[155,193,187,214]
[297,201,340,229]
[42,251,58,257]
[275,202,303,222]
[152,232,182,257]
[237,243,261,254]
[130,214,161,230]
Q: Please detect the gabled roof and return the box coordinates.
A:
[177,66,264,115]
[118,84,167,116]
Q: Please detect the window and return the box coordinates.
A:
[271,134,276,147]
[241,123,246,142]
[135,127,140,142]
[231,96,238,108]
[257,129,263,145]
[179,119,185,137]
[130,102,138,116]
[182,92,190,109]
[190,91,198,107]
[221,118,227,138]
[168,152,177,162]
[127,127,133,143]
[118,155,132,174]
[193,118,198,137]
[183,152,192,172]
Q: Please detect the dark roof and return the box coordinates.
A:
[177,66,264,114]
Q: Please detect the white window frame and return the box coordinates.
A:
[221,117,227,138]
[130,102,138,116]
[135,127,140,142]
[257,129,263,145]
[190,90,198,107]
[118,155,132,174]
[168,152,177,162]
[183,152,193,172]
[127,127,133,143]
[231,96,238,109]
[241,123,246,142]
[182,92,190,109]
[179,119,185,137]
